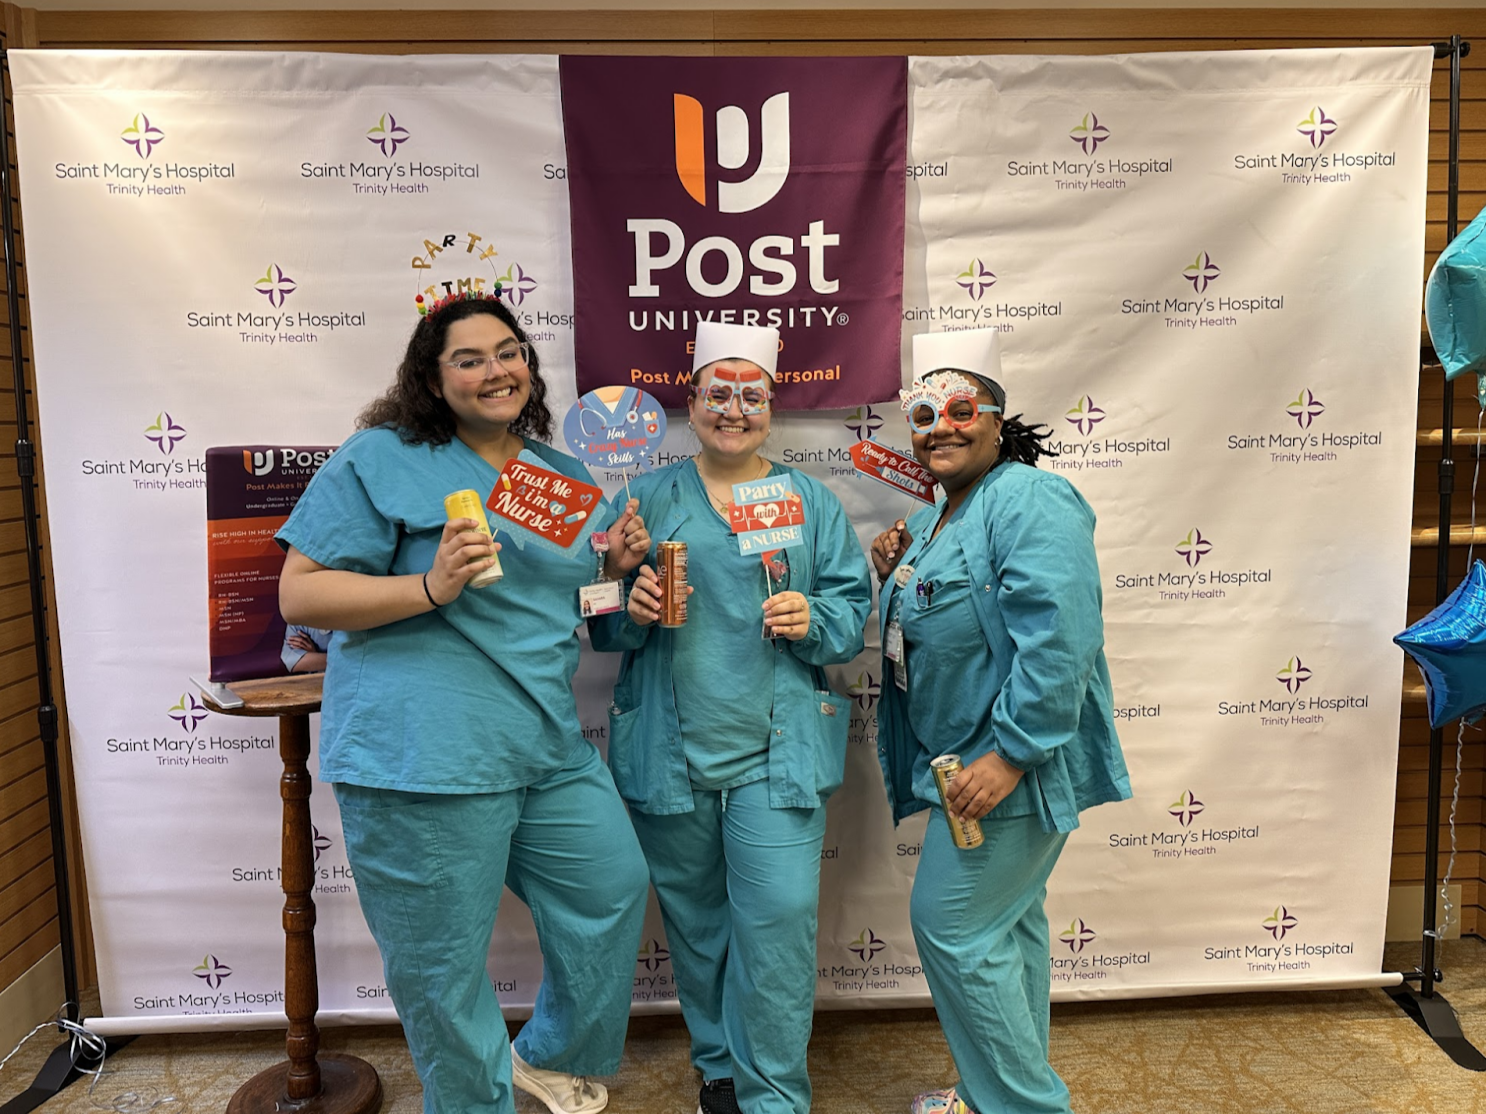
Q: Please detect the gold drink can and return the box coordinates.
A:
[443,489,503,587]
[931,755,984,850]
[656,540,688,627]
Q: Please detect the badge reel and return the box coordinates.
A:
[578,532,623,617]
[886,564,913,691]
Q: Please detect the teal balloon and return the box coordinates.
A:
[1426,207,1486,383]
[1395,560,1486,728]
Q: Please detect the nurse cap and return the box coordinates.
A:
[692,320,780,378]
[911,328,1005,409]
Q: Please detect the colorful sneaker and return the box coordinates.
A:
[512,1047,608,1114]
[697,1077,742,1114]
[910,1088,975,1114]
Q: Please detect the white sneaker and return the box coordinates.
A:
[511,1047,609,1114]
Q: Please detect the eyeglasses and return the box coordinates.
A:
[700,367,773,415]
[905,398,1001,432]
[443,342,530,378]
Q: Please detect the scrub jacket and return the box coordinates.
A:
[591,458,873,814]
[876,461,1131,832]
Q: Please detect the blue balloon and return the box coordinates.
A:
[1425,206,1486,383]
[1395,559,1486,728]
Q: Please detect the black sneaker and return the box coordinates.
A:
[697,1078,741,1114]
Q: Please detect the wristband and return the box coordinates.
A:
[422,571,441,609]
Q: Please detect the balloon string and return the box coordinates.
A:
[1440,404,1485,950]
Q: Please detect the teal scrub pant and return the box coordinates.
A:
[911,810,1071,1114]
[628,779,827,1114]
[334,744,649,1114]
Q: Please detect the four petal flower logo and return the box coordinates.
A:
[844,406,883,441]
[1296,107,1337,149]
[1182,252,1222,294]
[637,939,671,972]
[1175,528,1213,567]
[168,693,209,733]
[145,412,187,455]
[193,954,233,988]
[1275,657,1313,693]
[956,259,997,302]
[849,928,885,961]
[1065,396,1107,437]
[1168,790,1205,827]
[1060,919,1098,953]
[1069,112,1111,155]
[367,113,411,157]
[121,114,164,158]
[1263,906,1298,940]
[497,263,539,307]
[1286,389,1326,430]
[255,264,297,308]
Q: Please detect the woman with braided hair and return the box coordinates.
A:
[277,290,651,1114]
[869,329,1132,1114]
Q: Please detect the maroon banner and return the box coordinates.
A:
[560,55,907,410]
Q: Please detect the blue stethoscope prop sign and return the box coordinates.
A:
[563,386,667,474]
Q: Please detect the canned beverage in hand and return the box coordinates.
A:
[656,541,688,627]
[931,754,984,850]
[443,490,504,588]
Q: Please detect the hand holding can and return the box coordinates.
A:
[443,490,504,588]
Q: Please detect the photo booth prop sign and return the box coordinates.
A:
[730,474,807,554]
[487,453,605,553]
[849,440,938,504]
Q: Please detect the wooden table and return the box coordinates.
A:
[203,674,383,1114]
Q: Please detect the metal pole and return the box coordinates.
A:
[0,42,76,1017]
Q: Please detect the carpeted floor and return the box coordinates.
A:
[3,940,1484,1113]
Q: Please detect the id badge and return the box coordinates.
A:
[884,620,904,663]
[893,655,909,692]
[578,580,622,617]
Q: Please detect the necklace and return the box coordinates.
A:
[696,455,768,519]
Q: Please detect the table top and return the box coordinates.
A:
[200,674,324,718]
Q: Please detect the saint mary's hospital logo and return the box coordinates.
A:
[673,91,790,213]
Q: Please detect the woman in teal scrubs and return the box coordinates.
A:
[277,291,652,1114]
[870,329,1132,1114]
[592,321,872,1114]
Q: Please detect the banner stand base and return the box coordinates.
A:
[0,1033,135,1114]
[1386,983,1486,1071]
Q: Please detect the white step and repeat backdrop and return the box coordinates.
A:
[13,47,1428,1034]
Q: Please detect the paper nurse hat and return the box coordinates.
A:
[692,320,780,377]
[911,329,1005,407]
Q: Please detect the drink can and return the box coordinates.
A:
[931,754,984,850]
[443,489,504,587]
[656,541,688,627]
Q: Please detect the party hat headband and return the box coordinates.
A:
[415,285,504,319]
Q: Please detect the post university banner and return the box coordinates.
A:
[560,56,907,410]
[11,46,1427,1035]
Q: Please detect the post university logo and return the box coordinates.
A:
[674,92,790,213]
[560,55,907,409]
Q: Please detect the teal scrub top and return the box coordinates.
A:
[893,507,1035,821]
[276,427,602,794]
[668,465,774,791]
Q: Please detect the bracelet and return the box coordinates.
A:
[422,571,441,609]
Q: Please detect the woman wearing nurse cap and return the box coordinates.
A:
[592,320,871,1114]
[869,328,1131,1114]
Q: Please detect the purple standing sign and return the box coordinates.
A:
[560,56,907,410]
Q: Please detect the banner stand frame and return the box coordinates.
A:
[0,42,134,1114]
[1383,32,1486,1074]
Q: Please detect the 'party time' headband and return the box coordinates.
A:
[415,285,504,319]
